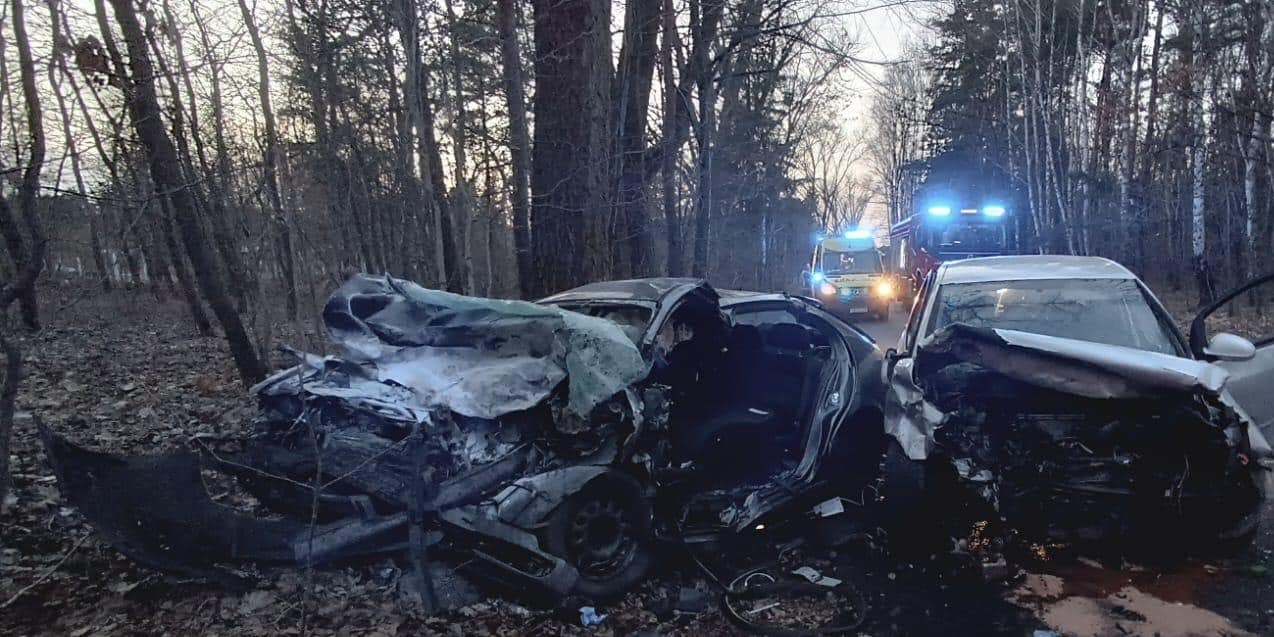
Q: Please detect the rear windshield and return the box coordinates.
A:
[927,278,1181,355]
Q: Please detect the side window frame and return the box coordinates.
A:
[903,271,936,354]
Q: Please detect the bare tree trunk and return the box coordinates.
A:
[1187,6,1215,305]
[0,0,41,329]
[1241,0,1268,282]
[239,0,298,319]
[190,0,244,251]
[418,72,464,291]
[497,0,534,297]
[530,0,613,296]
[108,0,265,383]
[0,0,49,513]
[613,0,661,276]
[160,196,213,336]
[444,0,474,293]
[398,0,450,288]
[690,0,716,277]
[661,0,681,276]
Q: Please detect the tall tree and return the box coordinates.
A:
[106,0,266,383]
[529,0,613,296]
[497,0,534,296]
[0,0,49,511]
[613,0,662,276]
[239,0,299,319]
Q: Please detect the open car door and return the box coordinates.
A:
[1190,272,1274,436]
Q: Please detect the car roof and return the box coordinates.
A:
[538,278,705,304]
[936,255,1137,285]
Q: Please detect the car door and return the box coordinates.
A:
[1189,272,1274,436]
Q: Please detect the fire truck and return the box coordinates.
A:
[885,152,1015,294]
[888,200,1011,293]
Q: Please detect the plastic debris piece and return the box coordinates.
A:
[792,566,842,587]
[675,586,711,613]
[747,602,780,615]
[811,497,845,517]
[579,606,608,627]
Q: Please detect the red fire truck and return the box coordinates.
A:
[888,201,1011,293]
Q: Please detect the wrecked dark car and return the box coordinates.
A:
[44,275,887,602]
[883,256,1274,548]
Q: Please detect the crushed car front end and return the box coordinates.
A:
[43,274,662,600]
[885,324,1271,546]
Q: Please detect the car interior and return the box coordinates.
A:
[652,298,834,486]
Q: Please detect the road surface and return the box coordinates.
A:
[847,300,908,349]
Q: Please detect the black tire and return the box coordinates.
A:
[540,473,654,601]
[876,304,890,322]
[877,439,944,555]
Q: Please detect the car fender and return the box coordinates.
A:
[492,466,618,530]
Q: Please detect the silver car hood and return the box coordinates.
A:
[920,326,1229,399]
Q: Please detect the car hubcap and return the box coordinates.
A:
[568,498,636,578]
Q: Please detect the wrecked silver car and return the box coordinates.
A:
[43,275,887,602]
[883,256,1274,546]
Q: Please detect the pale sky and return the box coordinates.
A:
[839,1,937,229]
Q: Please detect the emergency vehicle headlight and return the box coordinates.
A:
[873,280,895,298]
[818,282,837,297]
[982,205,1006,217]
[928,206,951,216]
[810,271,825,283]
[844,229,871,239]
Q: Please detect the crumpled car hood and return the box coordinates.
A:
[258,274,649,420]
[919,324,1229,399]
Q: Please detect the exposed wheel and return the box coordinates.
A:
[540,473,653,600]
[878,439,945,555]
[1203,487,1262,557]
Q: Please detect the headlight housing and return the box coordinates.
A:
[818,282,837,297]
[873,280,895,298]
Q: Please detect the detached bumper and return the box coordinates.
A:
[39,427,583,599]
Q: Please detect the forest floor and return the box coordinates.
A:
[1,280,1271,636]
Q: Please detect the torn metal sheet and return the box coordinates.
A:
[314,273,648,419]
[883,357,946,460]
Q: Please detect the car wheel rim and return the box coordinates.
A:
[568,498,637,578]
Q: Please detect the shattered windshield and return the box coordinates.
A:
[821,248,880,274]
[927,278,1181,355]
[552,303,652,344]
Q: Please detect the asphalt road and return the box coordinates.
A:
[846,300,909,349]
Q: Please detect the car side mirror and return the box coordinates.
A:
[1203,332,1256,362]
[884,347,908,377]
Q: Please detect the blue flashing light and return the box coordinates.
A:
[811,271,826,283]
[928,206,951,216]
[983,205,1007,217]
[844,229,872,239]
